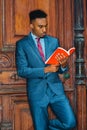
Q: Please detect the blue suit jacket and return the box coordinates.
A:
[15,33,67,101]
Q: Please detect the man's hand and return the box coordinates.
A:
[56,53,68,68]
[44,65,59,73]
[59,57,68,68]
[44,54,68,73]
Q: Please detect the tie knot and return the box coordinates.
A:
[36,37,40,43]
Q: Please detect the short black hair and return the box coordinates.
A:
[29,9,47,22]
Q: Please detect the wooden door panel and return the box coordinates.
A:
[0,71,25,85]
[1,0,57,48]
[13,98,34,130]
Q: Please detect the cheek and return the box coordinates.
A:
[36,29,42,33]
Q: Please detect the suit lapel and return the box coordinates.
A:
[44,36,51,61]
[27,33,45,63]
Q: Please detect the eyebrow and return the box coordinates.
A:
[38,24,48,27]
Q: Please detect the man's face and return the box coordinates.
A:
[30,18,48,37]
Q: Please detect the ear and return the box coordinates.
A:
[30,23,34,29]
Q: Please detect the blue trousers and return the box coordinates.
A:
[29,87,76,130]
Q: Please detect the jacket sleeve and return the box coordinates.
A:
[58,66,68,74]
[15,41,45,79]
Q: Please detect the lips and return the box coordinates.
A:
[42,33,46,36]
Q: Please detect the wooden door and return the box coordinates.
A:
[0,0,85,130]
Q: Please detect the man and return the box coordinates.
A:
[15,9,76,130]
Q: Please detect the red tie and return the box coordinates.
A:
[36,38,45,62]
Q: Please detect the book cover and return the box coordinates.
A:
[45,47,75,65]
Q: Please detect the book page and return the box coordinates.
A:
[68,47,75,55]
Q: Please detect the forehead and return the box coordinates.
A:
[32,18,48,25]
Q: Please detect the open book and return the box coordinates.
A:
[45,47,75,65]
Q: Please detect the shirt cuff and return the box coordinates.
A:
[61,66,67,71]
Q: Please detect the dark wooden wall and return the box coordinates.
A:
[0,0,87,130]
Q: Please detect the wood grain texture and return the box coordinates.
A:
[0,0,87,129]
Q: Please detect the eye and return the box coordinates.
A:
[39,25,43,28]
[38,24,48,29]
[46,24,48,27]
[45,25,48,28]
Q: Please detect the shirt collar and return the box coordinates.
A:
[31,32,37,40]
[31,32,45,40]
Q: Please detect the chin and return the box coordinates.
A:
[41,34,46,37]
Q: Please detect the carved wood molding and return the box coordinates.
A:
[0,87,26,95]
[0,53,12,68]
[74,0,86,85]
[0,122,12,130]
[74,0,86,130]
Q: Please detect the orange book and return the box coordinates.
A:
[45,47,75,65]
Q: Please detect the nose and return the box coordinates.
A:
[42,27,46,32]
